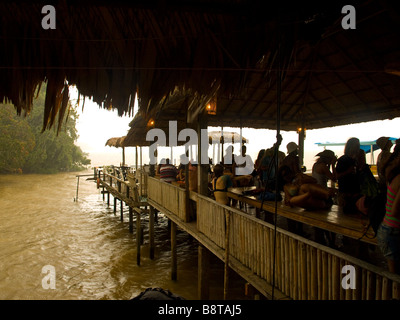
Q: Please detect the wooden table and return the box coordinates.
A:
[228,187,377,245]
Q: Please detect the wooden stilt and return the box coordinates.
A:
[107,191,110,208]
[171,220,177,280]
[185,162,191,222]
[120,199,123,221]
[136,210,141,265]
[113,197,117,215]
[129,207,133,233]
[198,245,210,300]
[149,206,155,260]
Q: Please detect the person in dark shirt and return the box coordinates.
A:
[335,137,364,214]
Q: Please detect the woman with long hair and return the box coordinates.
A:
[335,137,365,214]
[377,140,400,274]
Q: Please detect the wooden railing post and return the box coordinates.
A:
[129,207,133,233]
[224,209,231,300]
[171,220,177,280]
[120,199,124,221]
[136,210,141,265]
[198,245,210,300]
[149,206,155,260]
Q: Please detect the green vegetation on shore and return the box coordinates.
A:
[0,85,90,174]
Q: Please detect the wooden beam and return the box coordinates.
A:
[120,199,124,221]
[171,220,177,280]
[149,206,155,259]
[198,245,210,300]
[224,209,231,300]
[129,206,133,233]
[197,115,209,196]
[136,210,141,265]
[298,122,305,168]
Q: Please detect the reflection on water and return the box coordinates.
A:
[0,170,247,300]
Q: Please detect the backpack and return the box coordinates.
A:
[364,190,386,236]
[359,165,379,198]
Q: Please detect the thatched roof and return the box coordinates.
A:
[105,136,126,148]
[123,113,248,147]
[208,131,248,144]
[1,1,400,132]
[139,1,400,131]
[123,112,190,147]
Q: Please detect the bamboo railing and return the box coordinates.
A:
[148,177,187,221]
[196,194,400,300]
[133,174,400,300]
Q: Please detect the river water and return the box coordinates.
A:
[0,170,249,300]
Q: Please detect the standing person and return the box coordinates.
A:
[377,148,400,274]
[376,136,393,188]
[259,146,275,190]
[223,145,235,175]
[260,143,285,191]
[280,142,301,176]
[176,154,187,182]
[335,138,374,257]
[335,137,363,214]
[254,149,265,176]
[188,162,198,192]
[232,145,254,187]
[211,164,233,206]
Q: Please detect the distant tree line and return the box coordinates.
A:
[0,86,90,174]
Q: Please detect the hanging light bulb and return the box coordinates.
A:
[147,118,155,127]
[206,96,217,115]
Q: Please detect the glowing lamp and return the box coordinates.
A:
[206,97,217,115]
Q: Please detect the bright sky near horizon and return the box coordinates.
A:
[73,89,400,170]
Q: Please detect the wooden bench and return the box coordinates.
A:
[228,189,377,245]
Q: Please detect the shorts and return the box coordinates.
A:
[377,223,400,261]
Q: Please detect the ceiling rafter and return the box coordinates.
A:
[255,46,317,119]
[329,35,392,108]
[311,72,349,112]
[315,48,368,108]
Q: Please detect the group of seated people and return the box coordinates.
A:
[156,157,199,192]
[154,137,394,221]
[154,136,400,274]
[154,137,395,217]
[212,136,400,274]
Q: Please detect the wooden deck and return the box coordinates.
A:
[96,168,400,300]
